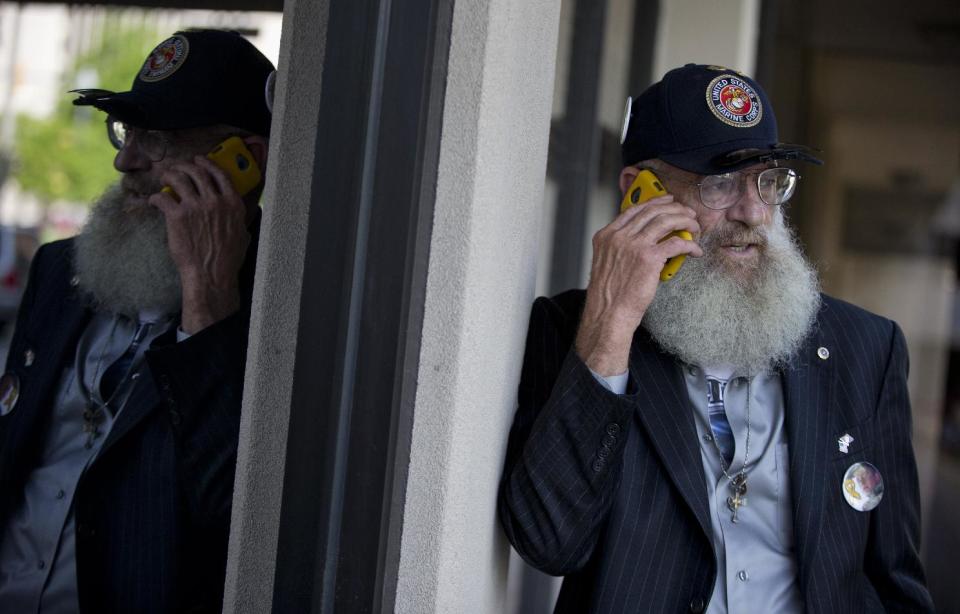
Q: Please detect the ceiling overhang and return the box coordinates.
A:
[12,0,283,12]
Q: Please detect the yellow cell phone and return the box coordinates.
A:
[619,169,693,282]
[161,136,262,201]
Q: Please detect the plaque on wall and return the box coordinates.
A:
[843,187,949,257]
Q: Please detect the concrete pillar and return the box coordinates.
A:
[222,0,328,612]
[394,0,561,611]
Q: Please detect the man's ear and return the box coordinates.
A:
[242,135,269,174]
[619,166,639,197]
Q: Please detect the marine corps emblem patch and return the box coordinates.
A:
[139,35,189,83]
[705,74,762,128]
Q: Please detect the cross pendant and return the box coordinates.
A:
[726,475,748,523]
[83,402,104,449]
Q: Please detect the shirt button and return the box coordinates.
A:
[56,489,65,499]
[738,570,749,582]
[702,434,713,443]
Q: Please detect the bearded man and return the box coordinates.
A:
[0,30,273,613]
[498,65,934,613]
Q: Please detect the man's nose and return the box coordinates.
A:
[113,139,151,173]
[725,180,767,227]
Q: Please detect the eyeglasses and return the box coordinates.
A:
[106,116,172,162]
[656,166,800,210]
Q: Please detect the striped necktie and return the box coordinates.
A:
[99,321,153,405]
[706,376,735,467]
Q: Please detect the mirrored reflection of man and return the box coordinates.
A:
[0,29,274,613]
[498,64,934,613]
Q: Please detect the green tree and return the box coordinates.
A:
[11,19,159,205]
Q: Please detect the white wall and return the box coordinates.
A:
[653,0,760,78]
[394,0,562,611]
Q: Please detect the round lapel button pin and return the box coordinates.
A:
[842,461,884,511]
[0,373,21,416]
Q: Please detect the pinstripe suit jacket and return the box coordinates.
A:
[499,289,934,613]
[0,227,257,613]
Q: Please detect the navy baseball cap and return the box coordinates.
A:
[620,64,822,175]
[72,29,276,137]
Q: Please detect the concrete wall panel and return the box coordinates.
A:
[395,0,561,611]
[222,0,329,611]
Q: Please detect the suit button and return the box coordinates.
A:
[601,434,616,447]
[597,447,610,459]
[169,410,181,426]
[689,598,705,613]
[592,459,605,473]
[605,423,620,436]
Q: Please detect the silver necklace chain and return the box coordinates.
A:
[78,318,152,448]
[77,317,119,448]
[707,374,752,523]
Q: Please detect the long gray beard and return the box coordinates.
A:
[73,183,181,318]
[642,214,821,374]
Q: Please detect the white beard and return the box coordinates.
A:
[642,213,821,374]
[73,183,181,318]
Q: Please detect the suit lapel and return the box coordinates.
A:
[782,321,836,595]
[629,334,713,541]
[98,345,163,458]
[0,283,90,490]
[26,291,91,397]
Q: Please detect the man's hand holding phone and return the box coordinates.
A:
[574,174,702,377]
[149,138,260,334]
[160,137,262,202]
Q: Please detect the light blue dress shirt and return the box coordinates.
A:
[590,365,803,613]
